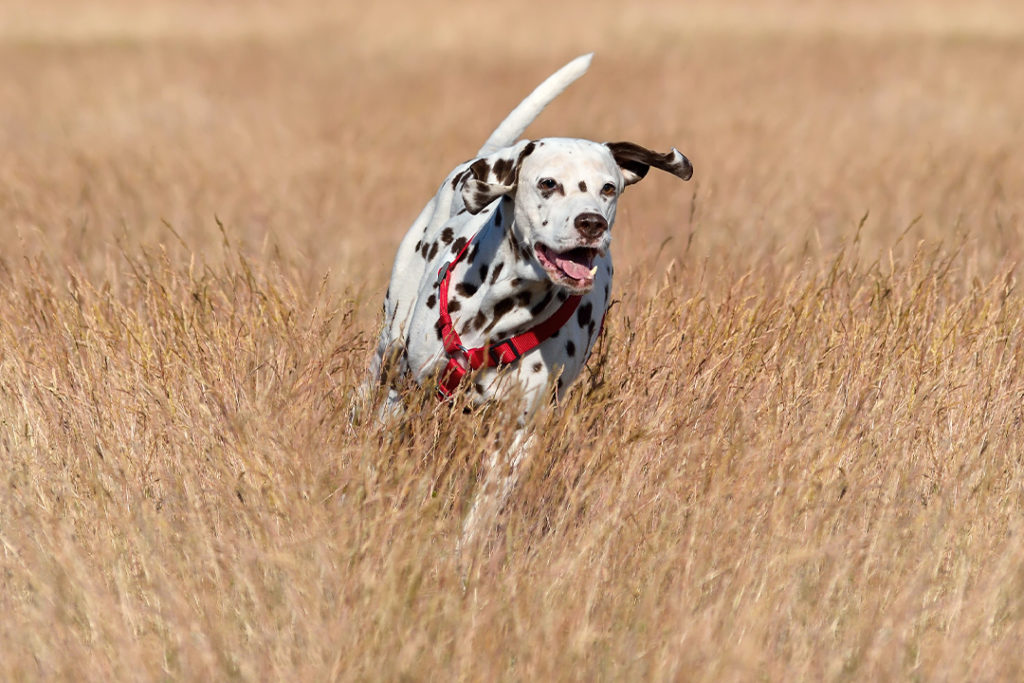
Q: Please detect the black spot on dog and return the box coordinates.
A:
[566,340,576,357]
[492,158,514,185]
[493,297,515,319]
[507,228,521,256]
[557,377,564,391]
[441,227,454,244]
[516,291,532,307]
[550,329,560,339]
[456,282,478,297]
[542,220,548,227]
[495,209,502,227]
[484,142,533,187]
[451,169,469,190]
[519,245,532,261]
[414,241,422,253]
[478,264,489,282]
[471,189,493,209]
[426,294,436,309]
[451,237,467,254]
[448,299,461,313]
[434,320,444,340]
[470,158,490,181]
[468,243,480,264]
[532,362,543,373]
[490,263,504,284]
[577,302,593,327]
[471,311,487,331]
[578,181,587,192]
[428,242,439,260]
[588,320,596,338]
[484,297,516,333]
[557,291,568,301]
[530,291,553,316]
[511,278,523,287]
[518,141,536,163]
[474,382,486,394]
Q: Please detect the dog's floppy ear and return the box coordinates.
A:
[606,141,693,186]
[461,140,536,214]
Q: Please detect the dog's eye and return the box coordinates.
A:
[537,178,558,192]
[601,183,617,198]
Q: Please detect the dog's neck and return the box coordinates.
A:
[446,198,571,346]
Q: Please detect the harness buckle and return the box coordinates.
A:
[488,339,522,365]
[435,261,450,288]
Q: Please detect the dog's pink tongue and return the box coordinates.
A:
[555,253,593,281]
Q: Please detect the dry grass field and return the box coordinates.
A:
[2,0,1024,679]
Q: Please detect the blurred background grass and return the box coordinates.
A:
[1,1,1023,679]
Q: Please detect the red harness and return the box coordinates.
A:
[435,234,581,399]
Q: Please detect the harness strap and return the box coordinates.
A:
[436,233,581,399]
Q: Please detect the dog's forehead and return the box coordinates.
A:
[521,138,618,179]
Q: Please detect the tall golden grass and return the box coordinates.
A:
[1,1,1023,679]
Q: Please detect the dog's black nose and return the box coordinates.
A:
[574,213,608,239]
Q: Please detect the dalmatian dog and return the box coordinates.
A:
[371,53,692,415]
[368,54,692,542]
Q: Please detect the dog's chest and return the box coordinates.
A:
[401,223,611,403]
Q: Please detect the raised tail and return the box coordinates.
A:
[477,53,593,156]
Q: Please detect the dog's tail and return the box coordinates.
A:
[477,53,593,157]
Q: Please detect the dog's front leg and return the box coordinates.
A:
[459,427,534,552]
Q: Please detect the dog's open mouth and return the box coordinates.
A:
[535,243,600,292]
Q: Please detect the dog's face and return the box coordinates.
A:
[514,139,620,292]
[461,137,693,293]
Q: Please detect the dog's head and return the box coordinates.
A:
[462,138,692,293]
